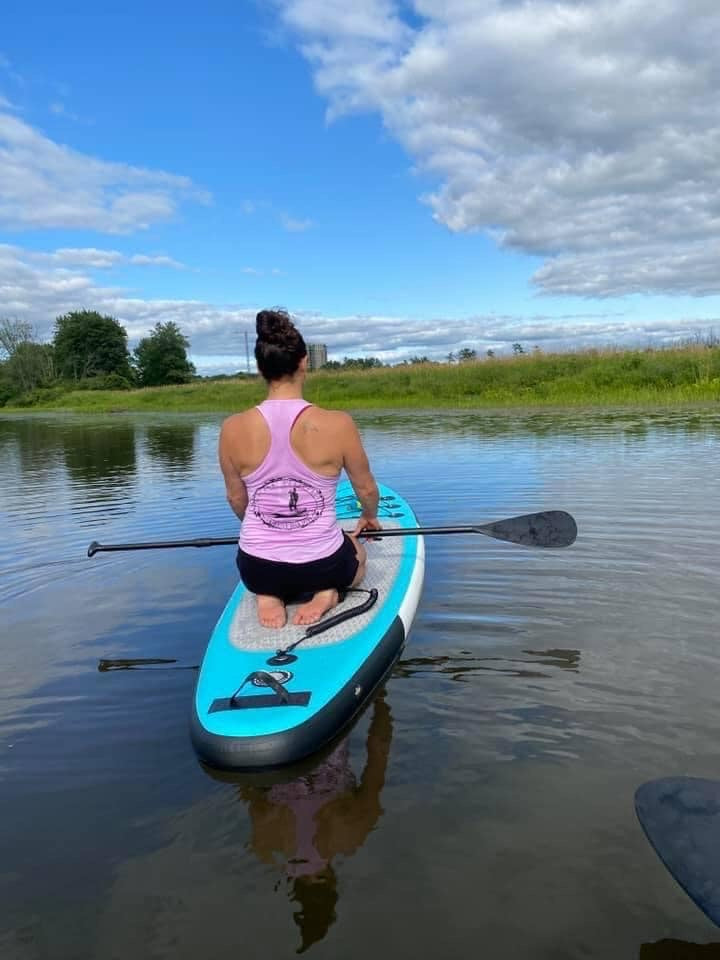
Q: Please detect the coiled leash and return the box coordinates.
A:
[267,587,378,666]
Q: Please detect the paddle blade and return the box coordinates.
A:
[478,510,577,548]
[635,777,720,927]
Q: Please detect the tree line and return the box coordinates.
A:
[0,311,195,405]
[319,345,531,369]
[0,308,537,406]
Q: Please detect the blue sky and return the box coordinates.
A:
[2,0,720,372]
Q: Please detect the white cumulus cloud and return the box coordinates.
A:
[0,111,210,233]
[273,0,720,297]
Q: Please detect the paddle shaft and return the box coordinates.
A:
[87,510,576,557]
[88,537,237,556]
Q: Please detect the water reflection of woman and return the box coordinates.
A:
[239,691,393,953]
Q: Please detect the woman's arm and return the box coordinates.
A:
[339,413,381,534]
[218,420,249,520]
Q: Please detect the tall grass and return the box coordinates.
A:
[4,344,720,413]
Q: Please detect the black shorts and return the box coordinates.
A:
[236,533,360,600]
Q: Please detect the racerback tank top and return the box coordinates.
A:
[238,399,344,563]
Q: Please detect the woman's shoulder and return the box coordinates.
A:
[307,403,352,420]
[306,406,355,430]
[220,407,262,434]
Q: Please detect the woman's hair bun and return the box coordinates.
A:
[256,308,293,345]
[254,308,307,380]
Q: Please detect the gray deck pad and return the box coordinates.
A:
[230,523,406,651]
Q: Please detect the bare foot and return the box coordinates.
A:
[256,595,287,628]
[292,588,339,626]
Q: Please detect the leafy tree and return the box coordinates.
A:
[0,366,12,406]
[486,349,495,358]
[340,356,383,369]
[4,342,55,394]
[133,321,195,386]
[446,351,456,363]
[0,318,55,396]
[457,347,477,362]
[53,310,133,381]
[0,317,34,358]
[512,342,525,355]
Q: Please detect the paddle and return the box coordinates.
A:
[87,509,576,557]
[635,777,720,927]
[360,511,577,547]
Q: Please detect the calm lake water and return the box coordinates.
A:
[2,408,720,960]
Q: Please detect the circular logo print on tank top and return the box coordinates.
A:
[252,476,325,530]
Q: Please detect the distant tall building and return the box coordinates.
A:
[308,343,328,370]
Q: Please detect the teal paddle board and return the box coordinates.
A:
[191,481,424,770]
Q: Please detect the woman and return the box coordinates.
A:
[219,308,382,628]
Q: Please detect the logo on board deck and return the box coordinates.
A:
[252,476,325,530]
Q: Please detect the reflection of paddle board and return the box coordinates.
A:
[191,481,424,770]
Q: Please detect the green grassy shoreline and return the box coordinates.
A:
[3,345,720,414]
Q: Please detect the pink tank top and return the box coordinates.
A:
[239,399,344,563]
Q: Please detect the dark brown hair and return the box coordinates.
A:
[254,308,307,381]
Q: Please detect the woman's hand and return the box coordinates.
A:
[351,516,383,539]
